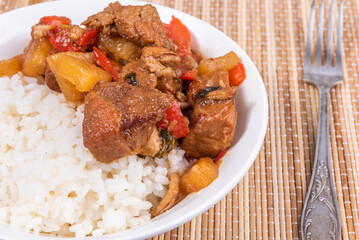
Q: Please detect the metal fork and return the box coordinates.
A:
[301,0,343,239]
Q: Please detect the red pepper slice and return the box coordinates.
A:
[228,62,246,86]
[157,101,190,139]
[165,16,192,58]
[48,32,84,52]
[40,16,98,52]
[77,29,99,48]
[163,23,170,31]
[39,16,83,52]
[156,120,169,130]
[180,69,197,80]
[92,47,121,81]
[213,149,227,162]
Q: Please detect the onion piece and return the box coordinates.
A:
[151,173,180,217]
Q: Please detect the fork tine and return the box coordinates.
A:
[305,0,316,68]
[325,0,335,65]
[315,0,325,65]
[336,0,343,68]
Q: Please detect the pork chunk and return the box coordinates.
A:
[119,60,157,89]
[82,2,173,49]
[141,46,182,94]
[188,70,237,105]
[181,70,238,158]
[83,81,172,163]
[180,100,237,158]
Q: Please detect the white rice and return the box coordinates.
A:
[0,74,189,237]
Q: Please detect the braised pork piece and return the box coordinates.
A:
[82,2,174,49]
[141,46,182,94]
[83,81,172,163]
[118,59,157,89]
[181,70,238,158]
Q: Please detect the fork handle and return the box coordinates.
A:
[301,86,341,240]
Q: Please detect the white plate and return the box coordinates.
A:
[0,0,268,239]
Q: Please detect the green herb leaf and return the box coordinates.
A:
[125,72,139,87]
[119,59,126,66]
[156,128,175,158]
[194,86,221,103]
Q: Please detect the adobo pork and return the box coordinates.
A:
[181,70,238,158]
[83,81,172,163]
[82,2,174,49]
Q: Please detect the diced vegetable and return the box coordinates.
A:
[39,16,98,52]
[62,52,95,64]
[157,101,190,139]
[156,129,175,158]
[98,35,141,62]
[213,149,227,162]
[77,29,99,48]
[180,69,197,80]
[48,32,84,52]
[164,16,192,58]
[151,174,180,217]
[92,47,121,81]
[194,86,221,103]
[228,62,246,86]
[124,72,139,86]
[47,54,83,101]
[51,73,84,102]
[180,157,219,195]
[47,52,111,92]
[22,38,54,77]
[0,55,22,77]
[39,16,83,52]
[197,51,241,75]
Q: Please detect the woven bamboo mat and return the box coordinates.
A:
[1,0,359,239]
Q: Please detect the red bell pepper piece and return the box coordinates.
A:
[40,16,80,52]
[156,120,169,130]
[92,47,121,81]
[48,32,84,52]
[157,101,190,139]
[213,149,227,163]
[165,16,192,58]
[40,16,98,52]
[77,29,99,48]
[163,23,170,31]
[180,69,197,80]
[228,62,246,86]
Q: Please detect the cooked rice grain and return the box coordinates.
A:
[0,74,188,237]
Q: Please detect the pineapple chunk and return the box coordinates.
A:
[47,52,111,92]
[180,157,219,195]
[52,73,84,102]
[0,55,22,77]
[63,52,95,64]
[22,38,54,77]
[197,51,241,75]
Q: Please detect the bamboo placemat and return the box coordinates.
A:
[1,0,359,239]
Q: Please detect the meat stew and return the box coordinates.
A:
[0,1,247,217]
